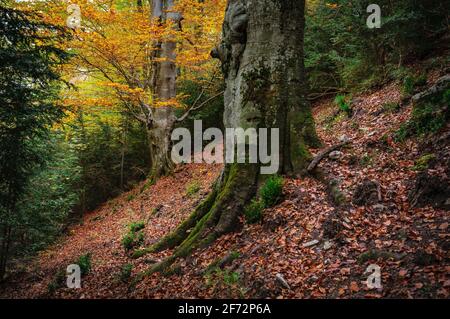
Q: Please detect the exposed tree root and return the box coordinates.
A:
[307,141,349,173]
[132,188,219,258]
[311,169,348,208]
[136,163,259,276]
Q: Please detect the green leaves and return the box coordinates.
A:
[122,221,145,251]
[244,200,263,224]
[0,5,72,278]
[334,94,352,117]
[305,0,449,92]
[260,175,284,208]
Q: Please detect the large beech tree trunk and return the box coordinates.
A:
[135,0,319,273]
[147,0,180,179]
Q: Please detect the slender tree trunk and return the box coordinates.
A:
[135,0,318,272]
[147,0,181,180]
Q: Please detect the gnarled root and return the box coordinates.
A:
[138,163,259,275]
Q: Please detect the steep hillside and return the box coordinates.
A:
[0,76,448,299]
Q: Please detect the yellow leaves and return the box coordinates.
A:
[325,3,339,9]
[154,98,182,109]
[28,0,226,118]
[103,82,144,95]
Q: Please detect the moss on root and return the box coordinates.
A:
[289,105,321,172]
[132,187,219,259]
[136,163,259,276]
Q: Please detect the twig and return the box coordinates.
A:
[307,141,350,173]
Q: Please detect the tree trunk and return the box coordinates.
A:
[135,0,318,273]
[147,107,176,179]
[147,0,181,179]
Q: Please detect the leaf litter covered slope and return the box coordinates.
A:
[131,81,448,299]
[1,81,449,299]
[0,163,222,298]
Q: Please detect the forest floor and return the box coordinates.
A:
[1,73,449,299]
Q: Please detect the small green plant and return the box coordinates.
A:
[186,180,201,197]
[48,253,92,293]
[204,268,245,298]
[260,175,284,208]
[122,231,144,251]
[122,232,136,250]
[403,76,415,96]
[223,270,240,286]
[402,74,427,96]
[230,250,240,260]
[412,154,436,171]
[122,221,145,251]
[244,199,263,224]
[76,253,92,275]
[119,263,133,282]
[129,221,145,233]
[396,94,448,141]
[126,194,135,201]
[334,94,352,117]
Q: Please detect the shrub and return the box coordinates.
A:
[122,231,144,251]
[403,74,427,96]
[244,200,263,224]
[122,233,135,251]
[260,176,284,208]
[129,221,145,233]
[186,181,201,197]
[396,103,447,141]
[396,89,449,141]
[223,270,240,286]
[48,253,91,293]
[411,102,446,135]
[334,94,352,117]
[403,76,415,96]
[122,222,145,251]
[119,263,133,282]
[76,253,92,276]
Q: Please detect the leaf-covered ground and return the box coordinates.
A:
[1,76,448,299]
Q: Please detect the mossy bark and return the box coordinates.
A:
[137,0,319,274]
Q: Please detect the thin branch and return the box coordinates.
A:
[307,141,350,173]
[176,90,223,122]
